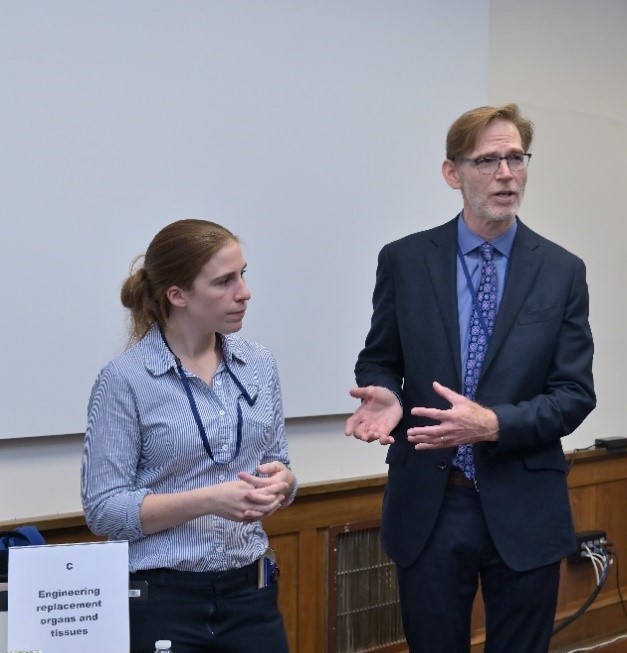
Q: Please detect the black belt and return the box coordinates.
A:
[447,469,478,491]
[130,560,258,595]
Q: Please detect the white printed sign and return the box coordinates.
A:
[7,540,129,653]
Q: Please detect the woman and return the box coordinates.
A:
[81,219,296,652]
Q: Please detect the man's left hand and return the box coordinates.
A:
[407,381,499,449]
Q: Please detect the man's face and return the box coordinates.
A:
[444,118,528,232]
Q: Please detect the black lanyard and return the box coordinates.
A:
[159,329,256,464]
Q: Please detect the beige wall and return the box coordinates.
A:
[489,0,627,450]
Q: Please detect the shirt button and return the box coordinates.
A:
[215,378,222,385]
[222,444,229,451]
[218,475,226,481]
[219,410,226,416]
[217,547,223,553]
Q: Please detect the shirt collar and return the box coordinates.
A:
[457,212,517,258]
[140,325,248,377]
[220,333,247,366]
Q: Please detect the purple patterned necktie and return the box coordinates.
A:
[454,242,497,480]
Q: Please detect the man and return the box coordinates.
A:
[345,103,595,653]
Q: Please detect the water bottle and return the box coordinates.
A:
[154,640,173,652]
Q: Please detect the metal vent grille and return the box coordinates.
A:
[328,521,406,653]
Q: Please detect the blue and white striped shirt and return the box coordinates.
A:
[81,326,295,573]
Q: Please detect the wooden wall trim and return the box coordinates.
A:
[0,449,618,530]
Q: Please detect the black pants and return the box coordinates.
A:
[129,563,289,653]
[396,485,561,653]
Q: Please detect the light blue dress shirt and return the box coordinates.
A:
[81,325,295,573]
[456,214,517,371]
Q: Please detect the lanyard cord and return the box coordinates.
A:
[159,328,256,464]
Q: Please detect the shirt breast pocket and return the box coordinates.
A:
[240,391,273,449]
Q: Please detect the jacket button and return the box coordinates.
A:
[438,460,448,470]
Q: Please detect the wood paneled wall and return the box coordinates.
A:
[2,449,626,652]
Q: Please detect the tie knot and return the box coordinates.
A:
[480,242,494,261]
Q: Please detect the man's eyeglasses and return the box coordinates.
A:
[457,153,532,175]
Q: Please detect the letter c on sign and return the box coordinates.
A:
[66,562,74,570]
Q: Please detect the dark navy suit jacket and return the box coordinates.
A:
[355,217,596,572]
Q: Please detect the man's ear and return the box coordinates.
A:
[166,286,187,308]
[442,159,461,190]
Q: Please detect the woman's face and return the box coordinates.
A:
[178,240,251,334]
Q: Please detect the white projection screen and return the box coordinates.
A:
[0,1,488,438]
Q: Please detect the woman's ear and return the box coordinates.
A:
[166,286,187,308]
[442,159,461,190]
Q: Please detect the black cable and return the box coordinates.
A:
[613,550,627,624]
[552,547,613,637]
[566,444,596,476]
[552,581,604,637]
[557,447,625,638]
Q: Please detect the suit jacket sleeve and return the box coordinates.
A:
[490,254,595,454]
[355,244,406,400]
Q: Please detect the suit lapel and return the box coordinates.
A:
[482,220,541,374]
[425,219,462,383]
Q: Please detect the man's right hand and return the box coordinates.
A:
[344,386,402,444]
